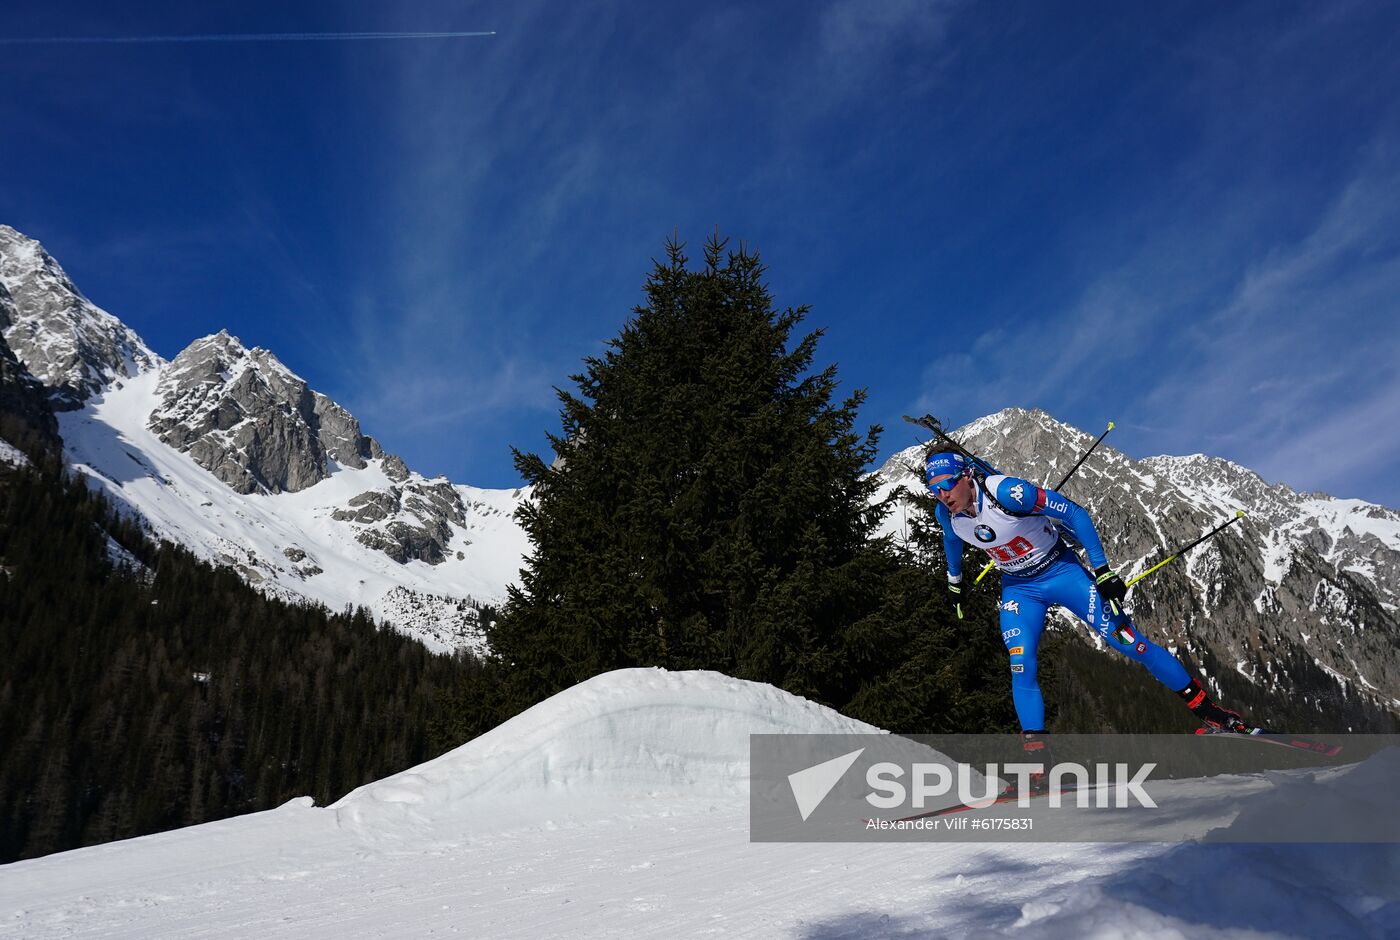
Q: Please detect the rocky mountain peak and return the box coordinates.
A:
[0,225,161,408]
[150,330,389,495]
[146,329,468,567]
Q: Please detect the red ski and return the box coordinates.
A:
[1194,726,1343,757]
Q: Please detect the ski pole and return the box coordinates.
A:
[973,421,1114,584]
[1050,421,1114,492]
[1125,510,1246,589]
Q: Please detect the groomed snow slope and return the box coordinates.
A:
[1,669,1396,939]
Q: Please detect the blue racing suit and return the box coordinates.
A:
[936,475,1191,730]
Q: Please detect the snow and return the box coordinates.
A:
[2,668,1396,939]
[1260,531,1293,584]
[101,532,145,573]
[55,371,530,652]
[332,669,884,839]
[1298,496,1400,553]
[0,438,27,468]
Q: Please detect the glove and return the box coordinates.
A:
[948,581,963,620]
[1094,565,1127,616]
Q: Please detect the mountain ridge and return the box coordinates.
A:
[3,225,1397,710]
[0,225,528,653]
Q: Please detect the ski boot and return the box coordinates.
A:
[1177,678,1252,734]
[1020,731,1052,794]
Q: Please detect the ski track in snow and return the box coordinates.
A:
[3,668,1397,939]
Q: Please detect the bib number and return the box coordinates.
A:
[987,536,1033,563]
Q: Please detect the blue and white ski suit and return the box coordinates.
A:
[936,475,1190,730]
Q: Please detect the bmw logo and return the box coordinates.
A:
[974,524,996,543]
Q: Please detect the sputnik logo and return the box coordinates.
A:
[787,748,865,821]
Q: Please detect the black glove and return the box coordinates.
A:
[1094,565,1127,615]
[948,581,963,620]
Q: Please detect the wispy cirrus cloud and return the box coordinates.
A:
[903,0,1400,505]
[340,0,969,481]
[912,144,1400,502]
[1136,152,1400,498]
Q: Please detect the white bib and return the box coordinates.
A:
[948,475,1065,576]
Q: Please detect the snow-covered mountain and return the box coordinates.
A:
[5,222,1398,696]
[874,408,1400,717]
[0,225,529,654]
[3,667,1395,938]
[149,328,387,496]
[0,225,159,409]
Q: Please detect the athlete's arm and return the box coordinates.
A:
[934,501,966,581]
[993,476,1109,569]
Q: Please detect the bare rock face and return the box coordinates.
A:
[0,287,62,461]
[877,407,1400,716]
[148,331,382,494]
[0,225,160,408]
[332,478,469,564]
[142,330,469,564]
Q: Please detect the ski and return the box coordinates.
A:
[885,783,1089,823]
[1194,726,1343,757]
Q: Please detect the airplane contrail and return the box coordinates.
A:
[0,31,496,45]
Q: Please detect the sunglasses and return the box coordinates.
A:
[927,474,963,494]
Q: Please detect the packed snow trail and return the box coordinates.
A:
[1,669,1396,938]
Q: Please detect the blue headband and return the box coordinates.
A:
[925,451,968,481]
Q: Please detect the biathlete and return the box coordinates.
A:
[925,450,1251,741]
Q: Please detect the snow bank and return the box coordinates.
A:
[5,670,1396,939]
[331,668,882,832]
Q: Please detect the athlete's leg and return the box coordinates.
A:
[1043,561,1191,691]
[998,582,1052,731]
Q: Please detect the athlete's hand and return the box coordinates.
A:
[948,582,963,620]
[1094,566,1127,615]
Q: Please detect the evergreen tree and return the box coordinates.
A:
[487,235,981,720]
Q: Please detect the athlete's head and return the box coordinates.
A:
[926,451,974,512]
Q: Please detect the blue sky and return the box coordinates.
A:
[2,1,1398,505]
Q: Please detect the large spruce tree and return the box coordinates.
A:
[486,235,1011,724]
